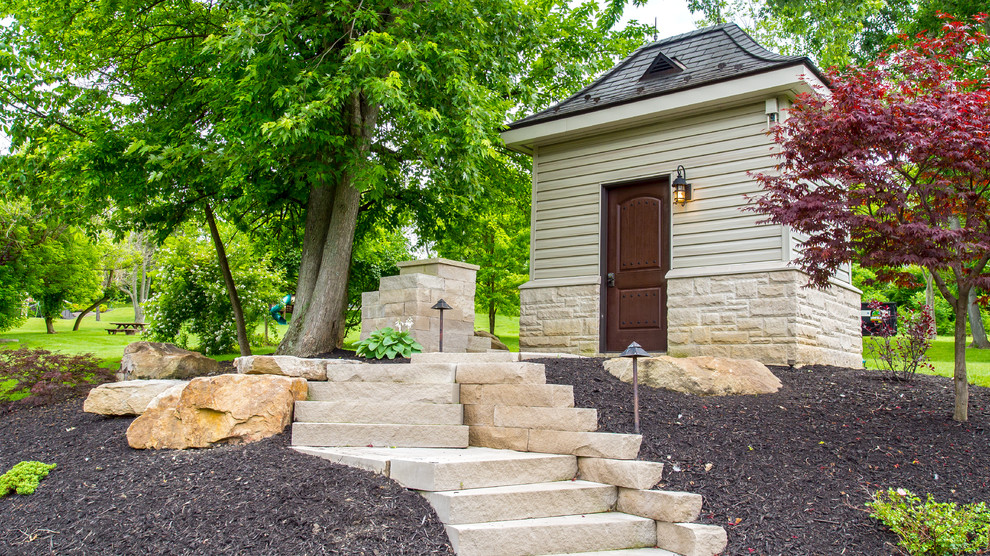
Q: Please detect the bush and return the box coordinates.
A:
[868,488,990,555]
[865,301,935,382]
[145,227,286,355]
[0,461,56,496]
[0,348,112,407]
[355,326,422,359]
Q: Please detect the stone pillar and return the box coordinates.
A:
[360,258,478,353]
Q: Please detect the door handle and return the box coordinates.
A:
[607,273,615,287]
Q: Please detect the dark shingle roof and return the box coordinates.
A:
[508,23,825,129]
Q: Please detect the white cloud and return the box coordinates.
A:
[620,0,698,38]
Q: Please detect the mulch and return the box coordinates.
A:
[536,357,990,555]
[2,350,987,555]
[0,354,452,555]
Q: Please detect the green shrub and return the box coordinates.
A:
[867,488,990,555]
[355,327,422,359]
[0,461,56,496]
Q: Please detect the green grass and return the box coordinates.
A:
[863,335,990,387]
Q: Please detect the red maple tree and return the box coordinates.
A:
[751,14,990,421]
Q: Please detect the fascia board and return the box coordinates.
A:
[501,64,825,152]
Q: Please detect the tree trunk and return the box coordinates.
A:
[923,269,936,337]
[952,294,970,422]
[277,91,378,357]
[95,305,101,322]
[74,270,115,331]
[45,317,55,334]
[276,181,335,355]
[967,288,989,348]
[489,303,496,335]
[205,202,252,356]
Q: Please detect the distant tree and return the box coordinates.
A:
[434,157,530,334]
[115,231,157,324]
[751,16,990,422]
[0,198,65,332]
[28,229,103,334]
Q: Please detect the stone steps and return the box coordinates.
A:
[324,362,456,383]
[294,401,463,425]
[291,423,468,448]
[423,480,616,525]
[558,550,679,556]
[307,382,460,404]
[445,512,657,556]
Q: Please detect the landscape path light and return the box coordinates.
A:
[431,299,452,352]
[620,341,650,434]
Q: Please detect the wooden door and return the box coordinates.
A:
[603,180,670,352]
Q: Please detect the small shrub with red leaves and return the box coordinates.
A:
[865,301,936,382]
[0,348,113,408]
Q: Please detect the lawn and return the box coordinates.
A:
[862,335,990,387]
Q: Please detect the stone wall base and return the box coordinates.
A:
[518,270,862,367]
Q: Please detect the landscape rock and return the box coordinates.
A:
[234,355,340,380]
[474,330,509,351]
[127,374,307,449]
[655,522,728,556]
[604,356,781,396]
[618,489,703,522]
[118,342,219,380]
[83,380,188,415]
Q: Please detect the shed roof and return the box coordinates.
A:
[508,23,825,130]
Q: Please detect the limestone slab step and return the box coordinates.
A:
[494,406,598,432]
[388,448,578,491]
[293,401,463,425]
[454,362,547,384]
[557,550,679,555]
[527,429,642,460]
[307,382,459,404]
[412,352,520,364]
[423,480,617,525]
[460,384,574,407]
[324,363,456,384]
[291,423,468,448]
[446,512,657,556]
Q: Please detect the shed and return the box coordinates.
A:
[500,23,862,367]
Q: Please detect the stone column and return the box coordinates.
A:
[361,258,479,353]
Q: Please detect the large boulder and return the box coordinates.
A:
[474,330,509,351]
[234,355,359,380]
[603,356,781,396]
[126,374,308,449]
[83,379,189,415]
[118,342,219,380]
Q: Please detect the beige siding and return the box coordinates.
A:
[530,101,786,280]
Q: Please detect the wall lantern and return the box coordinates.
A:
[672,165,692,205]
[431,299,452,352]
[620,341,650,434]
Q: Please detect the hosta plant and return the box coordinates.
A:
[356,327,422,360]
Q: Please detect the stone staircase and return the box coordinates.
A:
[289,352,727,556]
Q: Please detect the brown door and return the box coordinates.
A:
[603,179,670,352]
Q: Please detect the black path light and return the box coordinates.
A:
[620,341,650,434]
[431,299,452,352]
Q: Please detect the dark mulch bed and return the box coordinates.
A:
[0,397,452,555]
[537,357,990,556]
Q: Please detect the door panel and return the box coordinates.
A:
[604,180,670,352]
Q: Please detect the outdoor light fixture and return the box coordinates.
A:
[431,299,452,352]
[620,341,650,434]
[672,165,692,206]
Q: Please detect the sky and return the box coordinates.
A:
[619,0,699,38]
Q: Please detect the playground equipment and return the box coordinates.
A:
[270,294,294,325]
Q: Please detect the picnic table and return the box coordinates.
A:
[107,322,146,336]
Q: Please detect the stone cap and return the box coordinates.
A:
[398,258,480,274]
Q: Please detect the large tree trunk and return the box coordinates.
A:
[276,181,335,355]
[277,92,378,357]
[205,202,251,356]
[967,288,989,348]
[952,295,970,422]
[45,317,55,334]
[489,303,496,335]
[73,270,115,331]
